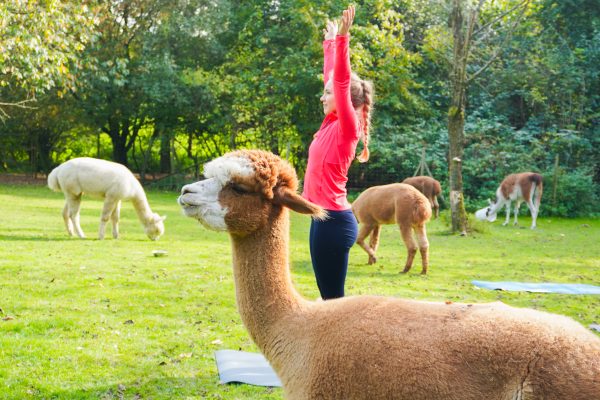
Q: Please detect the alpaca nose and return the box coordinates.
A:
[181,185,194,195]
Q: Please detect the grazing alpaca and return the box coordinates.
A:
[48,157,165,240]
[352,184,432,274]
[402,175,442,218]
[179,150,599,399]
[475,172,543,229]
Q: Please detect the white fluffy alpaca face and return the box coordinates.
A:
[178,156,254,231]
[475,206,497,222]
[145,213,165,240]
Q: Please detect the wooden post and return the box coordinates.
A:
[552,154,559,207]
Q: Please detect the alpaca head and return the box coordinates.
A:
[475,199,498,222]
[145,213,166,240]
[178,150,326,236]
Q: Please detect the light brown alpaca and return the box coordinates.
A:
[352,183,432,274]
[402,175,442,218]
[179,150,599,400]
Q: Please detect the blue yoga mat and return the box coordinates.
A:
[215,350,282,387]
[472,280,600,295]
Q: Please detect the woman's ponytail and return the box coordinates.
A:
[355,79,373,163]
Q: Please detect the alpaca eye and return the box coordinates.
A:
[230,183,248,195]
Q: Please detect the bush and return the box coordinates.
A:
[542,169,599,217]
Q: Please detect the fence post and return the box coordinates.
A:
[552,154,559,207]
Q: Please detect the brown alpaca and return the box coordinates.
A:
[352,183,432,274]
[402,176,442,218]
[178,150,599,400]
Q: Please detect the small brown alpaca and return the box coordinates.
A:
[178,150,599,399]
[352,183,432,274]
[402,175,442,218]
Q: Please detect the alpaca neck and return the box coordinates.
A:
[230,208,305,350]
[131,191,154,225]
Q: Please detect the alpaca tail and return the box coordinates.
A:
[413,195,432,223]
[47,167,61,192]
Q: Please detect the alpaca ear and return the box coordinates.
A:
[273,187,327,220]
[487,198,493,205]
[161,215,167,221]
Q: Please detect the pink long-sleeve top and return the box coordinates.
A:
[302,34,360,211]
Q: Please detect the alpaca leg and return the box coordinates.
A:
[432,196,440,219]
[99,199,118,240]
[369,225,381,254]
[62,201,74,236]
[356,224,377,264]
[513,201,521,226]
[400,224,418,273]
[502,202,511,226]
[111,200,121,239]
[66,195,85,238]
[527,199,537,229]
[415,224,429,275]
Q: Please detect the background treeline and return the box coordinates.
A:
[1,0,598,217]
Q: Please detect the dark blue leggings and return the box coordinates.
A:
[309,209,358,300]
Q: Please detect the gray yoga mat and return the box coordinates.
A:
[215,349,282,387]
[472,280,600,295]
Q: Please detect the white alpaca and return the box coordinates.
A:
[475,172,543,229]
[48,157,165,240]
[179,150,599,400]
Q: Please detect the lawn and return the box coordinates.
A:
[0,184,598,399]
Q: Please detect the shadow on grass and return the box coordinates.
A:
[31,377,280,399]
[0,234,74,242]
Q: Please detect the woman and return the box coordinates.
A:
[302,5,374,299]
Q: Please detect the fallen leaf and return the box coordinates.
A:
[211,339,223,345]
[2,316,14,321]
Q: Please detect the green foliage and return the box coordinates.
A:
[0,1,97,93]
[543,168,599,217]
[0,0,599,217]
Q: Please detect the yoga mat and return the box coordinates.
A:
[215,349,282,387]
[472,280,600,295]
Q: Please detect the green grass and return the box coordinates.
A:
[1,184,598,399]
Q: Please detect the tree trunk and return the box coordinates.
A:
[111,136,128,165]
[448,110,468,234]
[448,0,469,235]
[108,120,128,166]
[37,129,54,173]
[159,128,171,173]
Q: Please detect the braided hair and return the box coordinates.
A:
[350,73,374,163]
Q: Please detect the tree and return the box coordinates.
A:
[73,0,227,166]
[0,1,96,121]
[446,0,529,234]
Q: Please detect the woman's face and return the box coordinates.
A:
[320,79,336,115]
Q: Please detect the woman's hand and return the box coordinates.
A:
[323,20,338,41]
[338,5,355,36]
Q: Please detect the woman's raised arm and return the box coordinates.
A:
[334,6,358,138]
[323,20,337,86]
